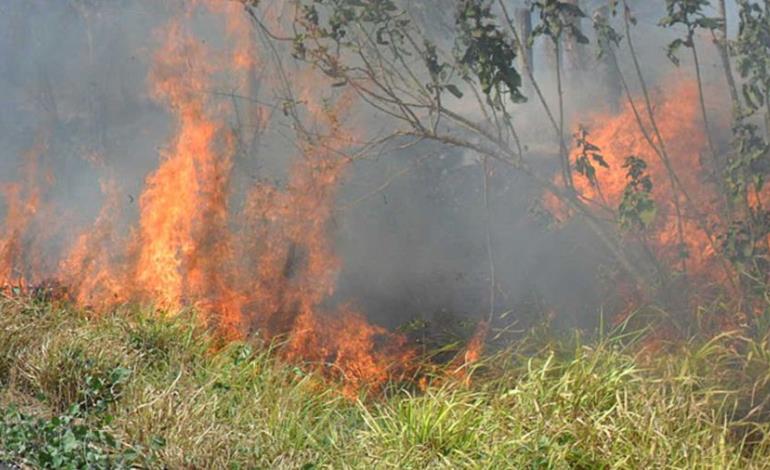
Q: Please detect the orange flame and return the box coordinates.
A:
[134,16,241,331]
[0,1,415,394]
[448,320,488,386]
[0,133,48,288]
[58,178,129,307]
[550,79,729,291]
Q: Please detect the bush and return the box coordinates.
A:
[0,405,140,469]
[19,336,133,414]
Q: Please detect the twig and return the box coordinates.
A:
[482,157,496,324]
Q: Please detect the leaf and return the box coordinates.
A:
[639,206,657,226]
[151,435,167,450]
[591,152,609,168]
[61,430,79,452]
[444,84,464,99]
[666,38,685,66]
[559,3,586,18]
[375,26,390,45]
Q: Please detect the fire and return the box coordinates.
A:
[237,74,415,394]
[551,78,730,292]
[462,320,488,367]
[442,320,488,387]
[135,16,240,328]
[0,132,48,289]
[1,1,751,393]
[58,178,129,308]
[0,1,414,394]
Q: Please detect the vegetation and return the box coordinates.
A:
[3,0,770,467]
[1,296,770,468]
[272,0,770,309]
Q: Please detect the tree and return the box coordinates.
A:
[237,0,770,325]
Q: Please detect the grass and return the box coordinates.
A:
[1,297,770,468]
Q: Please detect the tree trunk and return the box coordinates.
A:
[514,7,533,76]
[542,36,560,86]
[562,0,586,88]
[715,0,741,120]
[593,6,622,113]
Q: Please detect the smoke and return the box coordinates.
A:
[0,0,734,341]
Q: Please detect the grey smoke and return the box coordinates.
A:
[0,1,732,335]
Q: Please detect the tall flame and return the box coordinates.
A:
[0,133,48,288]
[0,1,414,394]
[550,78,731,303]
[58,178,128,307]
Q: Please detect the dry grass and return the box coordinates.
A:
[1,296,770,468]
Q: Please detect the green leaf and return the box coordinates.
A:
[444,84,464,99]
[666,38,685,66]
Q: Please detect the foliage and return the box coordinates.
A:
[726,121,770,208]
[591,5,623,60]
[0,314,141,469]
[618,156,657,230]
[48,349,130,415]
[530,0,589,46]
[291,0,473,128]
[292,0,409,70]
[720,123,770,285]
[0,408,106,469]
[424,39,464,99]
[723,1,770,290]
[659,0,723,65]
[735,0,770,114]
[0,404,140,469]
[720,214,770,276]
[455,0,525,106]
[573,126,608,187]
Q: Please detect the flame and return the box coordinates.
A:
[447,320,488,386]
[57,178,128,308]
[134,16,242,334]
[2,3,749,393]
[236,72,416,392]
[0,1,415,394]
[462,320,488,367]
[0,133,48,288]
[550,79,729,291]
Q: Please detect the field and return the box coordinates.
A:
[1,296,770,468]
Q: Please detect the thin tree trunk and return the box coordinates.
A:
[617,1,738,292]
[555,41,573,191]
[498,0,656,292]
[499,1,573,193]
[621,1,689,276]
[514,7,533,94]
[562,0,586,89]
[766,94,770,140]
[514,7,533,72]
[482,157,496,324]
[691,43,720,181]
[715,0,742,119]
[593,6,622,113]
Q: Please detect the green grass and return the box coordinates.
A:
[2,297,770,468]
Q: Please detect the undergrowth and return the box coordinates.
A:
[1,296,770,468]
